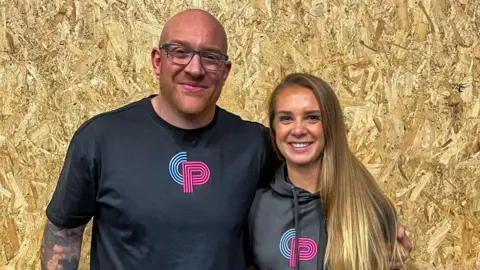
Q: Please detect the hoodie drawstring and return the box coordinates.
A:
[291,187,300,270]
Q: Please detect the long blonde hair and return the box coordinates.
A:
[268,73,405,270]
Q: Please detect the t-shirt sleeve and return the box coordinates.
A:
[258,126,282,189]
[46,121,101,229]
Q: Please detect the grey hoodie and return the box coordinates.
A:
[246,163,328,270]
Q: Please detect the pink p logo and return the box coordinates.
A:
[279,229,318,268]
[169,152,210,193]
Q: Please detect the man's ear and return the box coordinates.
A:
[151,47,162,77]
[221,61,232,84]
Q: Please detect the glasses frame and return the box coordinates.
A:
[159,43,229,72]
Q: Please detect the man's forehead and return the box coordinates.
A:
[160,10,227,53]
[165,29,225,50]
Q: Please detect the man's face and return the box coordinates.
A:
[151,13,231,116]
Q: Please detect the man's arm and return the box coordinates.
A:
[40,220,86,270]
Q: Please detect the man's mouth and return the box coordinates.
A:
[179,82,207,93]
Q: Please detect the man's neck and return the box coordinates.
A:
[286,161,321,194]
[151,94,215,130]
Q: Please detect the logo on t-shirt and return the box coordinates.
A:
[168,152,210,193]
[279,228,318,268]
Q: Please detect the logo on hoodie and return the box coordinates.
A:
[279,228,318,268]
[168,152,210,193]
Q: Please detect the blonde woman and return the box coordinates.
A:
[246,73,411,270]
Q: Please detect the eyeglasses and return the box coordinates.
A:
[159,43,229,72]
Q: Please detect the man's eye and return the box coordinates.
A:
[169,45,191,54]
[203,53,221,61]
[172,49,188,54]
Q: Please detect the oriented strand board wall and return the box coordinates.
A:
[1,0,479,269]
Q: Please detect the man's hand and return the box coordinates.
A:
[397,225,413,253]
[390,224,413,269]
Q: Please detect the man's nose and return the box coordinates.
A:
[184,54,205,77]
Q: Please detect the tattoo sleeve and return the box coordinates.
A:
[40,220,86,270]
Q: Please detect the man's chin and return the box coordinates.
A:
[177,102,209,116]
[171,90,219,117]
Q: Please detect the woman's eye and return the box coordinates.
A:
[279,115,292,121]
[307,115,321,121]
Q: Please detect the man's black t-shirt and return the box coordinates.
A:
[46,95,278,270]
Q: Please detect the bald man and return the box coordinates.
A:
[40,9,411,270]
[40,9,274,270]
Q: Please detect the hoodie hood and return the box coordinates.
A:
[270,163,321,203]
[247,163,328,270]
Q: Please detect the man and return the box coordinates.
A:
[40,9,412,270]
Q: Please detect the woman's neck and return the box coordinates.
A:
[286,161,321,193]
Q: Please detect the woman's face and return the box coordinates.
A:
[273,86,325,167]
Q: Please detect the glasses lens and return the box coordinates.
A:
[200,52,224,71]
[164,44,226,71]
[167,45,192,65]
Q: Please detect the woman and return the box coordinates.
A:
[246,73,407,270]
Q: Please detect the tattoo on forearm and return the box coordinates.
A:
[40,221,85,270]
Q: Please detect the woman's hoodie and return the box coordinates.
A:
[246,163,328,270]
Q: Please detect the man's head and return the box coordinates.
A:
[151,9,231,118]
